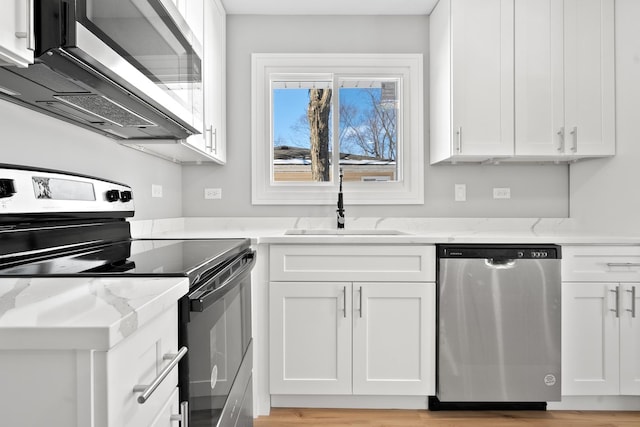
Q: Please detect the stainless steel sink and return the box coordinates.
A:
[284,229,408,236]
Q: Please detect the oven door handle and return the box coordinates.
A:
[190,251,256,312]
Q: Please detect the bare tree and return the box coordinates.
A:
[307,88,332,181]
[339,88,396,161]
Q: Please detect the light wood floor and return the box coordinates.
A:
[254,408,640,427]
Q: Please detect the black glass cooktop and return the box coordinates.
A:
[0,238,251,282]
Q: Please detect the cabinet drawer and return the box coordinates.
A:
[270,245,435,282]
[106,305,179,427]
[562,245,640,282]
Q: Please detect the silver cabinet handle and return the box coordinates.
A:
[204,127,218,154]
[342,286,347,318]
[569,126,578,152]
[205,126,213,151]
[627,286,637,318]
[358,286,363,318]
[27,0,34,50]
[134,346,188,404]
[607,263,640,268]
[170,401,189,426]
[556,127,565,152]
[14,0,27,38]
[610,287,620,318]
[455,127,462,153]
[15,0,35,50]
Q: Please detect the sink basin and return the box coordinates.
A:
[284,229,408,236]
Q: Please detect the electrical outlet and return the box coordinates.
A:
[204,188,222,200]
[151,184,163,198]
[493,187,511,199]
[454,184,466,202]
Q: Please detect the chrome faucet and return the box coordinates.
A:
[337,168,345,229]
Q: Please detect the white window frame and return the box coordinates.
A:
[251,53,424,205]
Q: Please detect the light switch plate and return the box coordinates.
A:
[151,184,163,198]
[204,188,222,199]
[454,184,466,202]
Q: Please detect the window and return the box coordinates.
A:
[251,54,423,205]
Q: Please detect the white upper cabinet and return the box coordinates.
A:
[515,0,615,159]
[562,0,615,158]
[0,0,34,67]
[128,0,227,164]
[430,0,615,164]
[430,0,514,164]
[184,0,226,164]
[203,0,227,164]
[514,0,565,157]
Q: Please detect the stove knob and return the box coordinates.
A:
[120,190,133,202]
[0,179,16,198]
[106,189,120,202]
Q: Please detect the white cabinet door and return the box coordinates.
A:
[352,282,435,395]
[563,0,615,157]
[620,283,640,395]
[514,0,614,158]
[514,0,564,156]
[269,282,352,395]
[562,282,620,395]
[450,0,514,159]
[183,0,226,164]
[430,0,514,163]
[202,0,227,164]
[107,306,180,427]
[0,0,34,67]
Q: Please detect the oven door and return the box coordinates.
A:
[179,250,254,426]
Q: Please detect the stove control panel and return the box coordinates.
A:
[0,165,134,215]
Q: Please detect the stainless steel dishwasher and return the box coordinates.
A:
[433,244,561,409]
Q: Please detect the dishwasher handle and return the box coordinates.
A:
[485,258,517,269]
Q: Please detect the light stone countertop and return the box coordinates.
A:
[0,276,188,351]
[129,217,640,245]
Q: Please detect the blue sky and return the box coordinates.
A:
[272,88,375,151]
[272,89,311,148]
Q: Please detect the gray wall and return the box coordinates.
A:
[182,14,569,218]
[0,100,182,220]
[570,0,640,233]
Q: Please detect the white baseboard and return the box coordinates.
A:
[271,395,429,410]
[548,395,640,411]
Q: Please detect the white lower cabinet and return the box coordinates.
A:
[106,306,182,426]
[268,244,436,399]
[0,305,184,426]
[270,281,435,396]
[562,246,640,396]
[563,282,640,395]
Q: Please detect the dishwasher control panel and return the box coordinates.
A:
[438,244,561,259]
